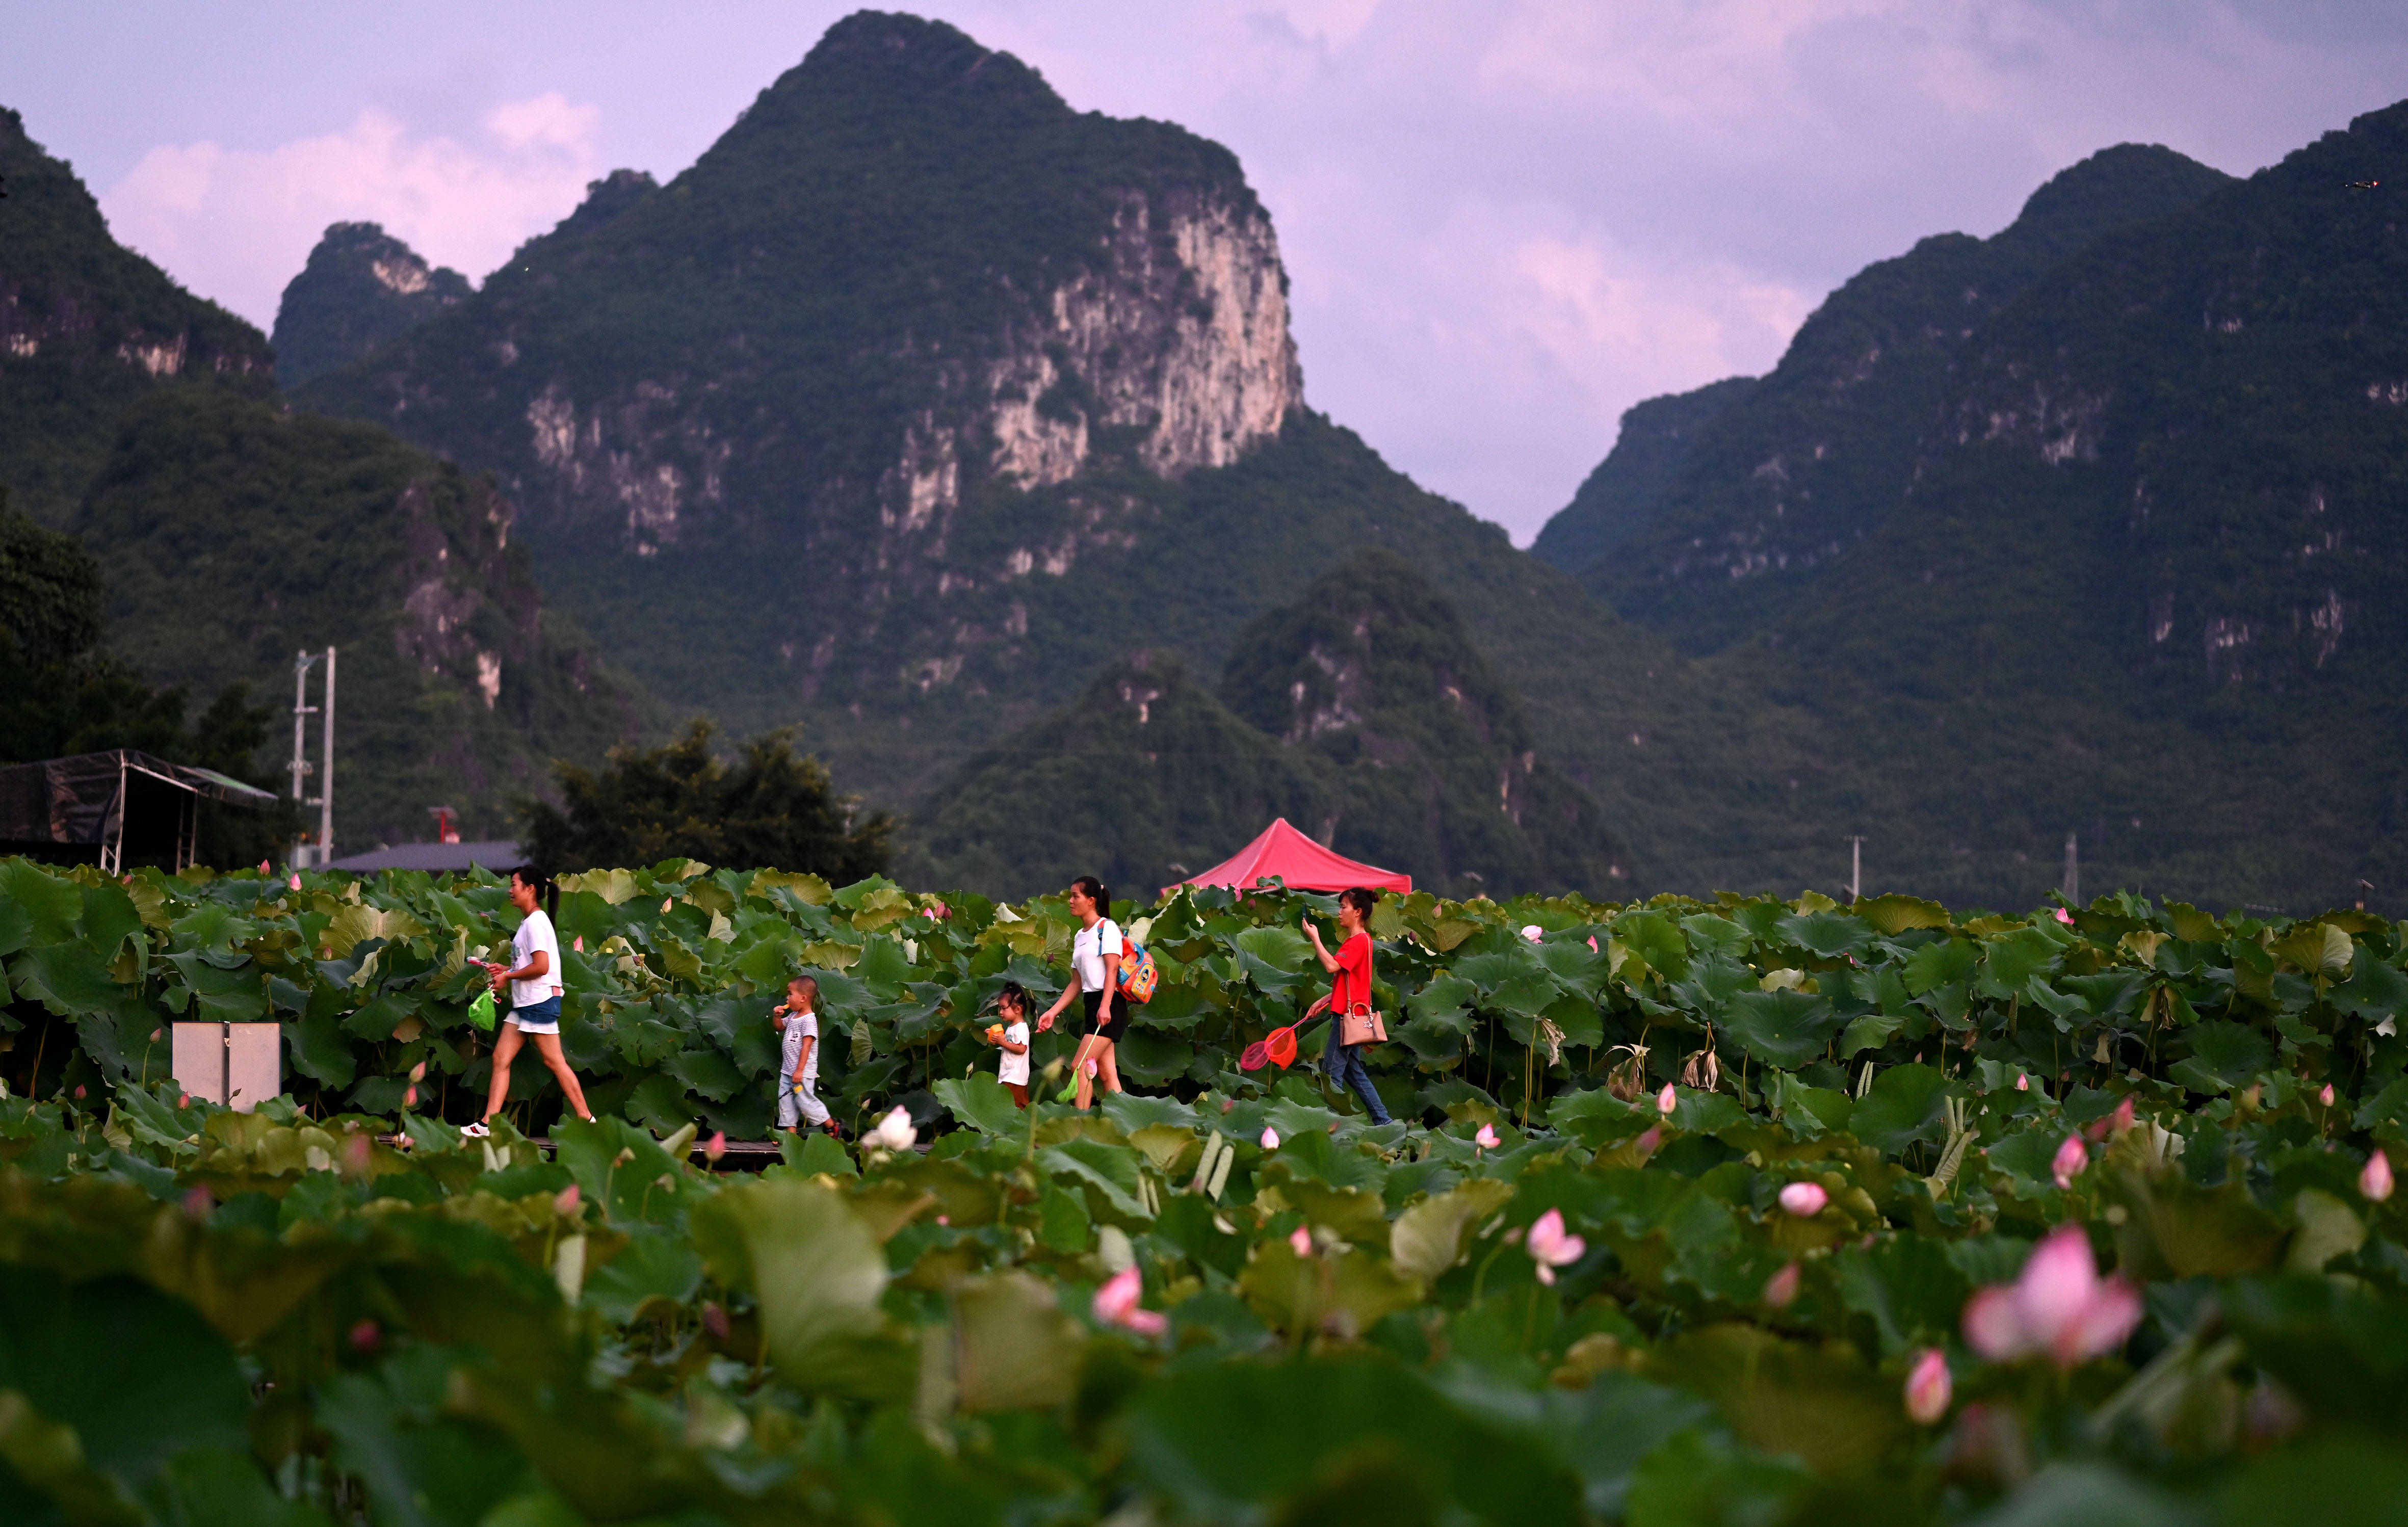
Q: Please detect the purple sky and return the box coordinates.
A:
[11,3,2405,543]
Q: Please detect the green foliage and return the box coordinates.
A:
[71,389,643,851]
[523,721,890,879]
[0,109,274,531]
[0,492,290,865]
[2,862,2407,1522]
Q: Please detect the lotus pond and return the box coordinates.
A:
[0,856,2403,1525]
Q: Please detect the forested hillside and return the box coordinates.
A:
[0,109,644,851]
[1536,115,2408,915]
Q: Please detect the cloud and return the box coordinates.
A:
[101,93,600,331]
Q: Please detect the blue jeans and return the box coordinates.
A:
[1325,1042,1392,1124]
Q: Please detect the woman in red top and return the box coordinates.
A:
[1302,886,1393,1125]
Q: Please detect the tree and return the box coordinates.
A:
[0,494,287,865]
[521,721,892,878]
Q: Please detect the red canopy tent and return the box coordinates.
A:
[1162,818,1412,899]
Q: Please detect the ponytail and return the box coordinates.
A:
[1072,875,1111,924]
[512,863,559,916]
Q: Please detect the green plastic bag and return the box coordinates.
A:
[469,989,497,1033]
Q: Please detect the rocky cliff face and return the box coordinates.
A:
[1572,145,2234,655]
[297,11,1301,727]
[272,222,470,387]
[0,108,271,525]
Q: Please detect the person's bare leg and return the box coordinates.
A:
[1097,1039,1123,1096]
[483,1025,525,1119]
[1072,1033,1101,1109]
[533,1033,592,1121]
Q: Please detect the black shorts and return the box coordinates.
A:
[1083,988,1130,1042]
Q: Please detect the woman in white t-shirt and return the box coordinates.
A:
[464,865,595,1138]
[1035,875,1124,1111]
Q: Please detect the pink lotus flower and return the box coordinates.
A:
[1762,1261,1800,1307]
[1778,1181,1829,1217]
[573,936,585,953]
[2110,1097,2135,1135]
[349,1319,381,1353]
[1475,1123,1501,1149]
[403,1087,417,1108]
[409,1062,427,1083]
[1656,1083,1677,1116]
[1290,1225,1315,1257]
[1587,936,1599,953]
[290,874,303,890]
[1093,1267,1167,1337]
[2051,1135,2088,1189]
[2016,1073,2029,1092]
[2055,908,2074,925]
[344,1133,373,1174]
[182,1186,213,1221]
[1525,1208,1586,1285]
[1962,1225,2141,1368]
[2364,1148,2395,1203]
[704,1131,727,1162]
[554,1183,581,1217]
[1905,1349,1952,1424]
[176,1092,189,1109]
[700,1302,730,1341]
[1522,925,1544,942]
[258,860,271,875]
[2319,1083,2335,1107]
[1260,1126,1280,1150]
[1634,1126,1662,1155]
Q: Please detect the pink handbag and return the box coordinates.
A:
[1339,1002,1388,1047]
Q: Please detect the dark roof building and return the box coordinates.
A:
[0,750,277,873]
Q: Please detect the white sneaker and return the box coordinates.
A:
[461,1121,491,1138]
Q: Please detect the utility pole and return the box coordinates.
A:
[2062,832,2080,907]
[1846,835,1865,903]
[287,648,336,867]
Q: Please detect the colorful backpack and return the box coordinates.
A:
[1117,930,1159,1004]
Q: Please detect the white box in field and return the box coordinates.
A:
[171,1022,283,1111]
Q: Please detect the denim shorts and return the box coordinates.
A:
[506,994,563,1035]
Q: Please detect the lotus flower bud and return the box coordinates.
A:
[1093,1266,1169,1337]
[1261,1126,1280,1149]
[349,1319,381,1353]
[554,1183,581,1217]
[2055,908,2074,925]
[402,1087,416,1108]
[1657,1083,1677,1116]
[1778,1181,1829,1217]
[73,1085,86,1101]
[177,1092,189,1109]
[182,1186,213,1221]
[700,1302,730,1341]
[2363,1148,2395,1203]
[1762,1261,1801,1307]
[1522,925,1544,942]
[150,1029,162,1043]
[1290,1225,1314,1257]
[1475,1123,1501,1149]
[704,1131,726,1162]
[2016,1073,2029,1091]
[573,936,585,953]
[2052,1134,2088,1189]
[870,1107,918,1151]
[290,874,303,890]
[1905,1349,1952,1424]
[2320,1083,2336,1107]
[1635,1126,1662,1154]
[2110,1097,2135,1135]
[409,1062,427,1083]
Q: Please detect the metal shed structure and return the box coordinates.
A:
[0,749,278,873]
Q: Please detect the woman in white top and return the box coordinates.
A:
[464,865,595,1138]
[1036,875,1124,1111]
